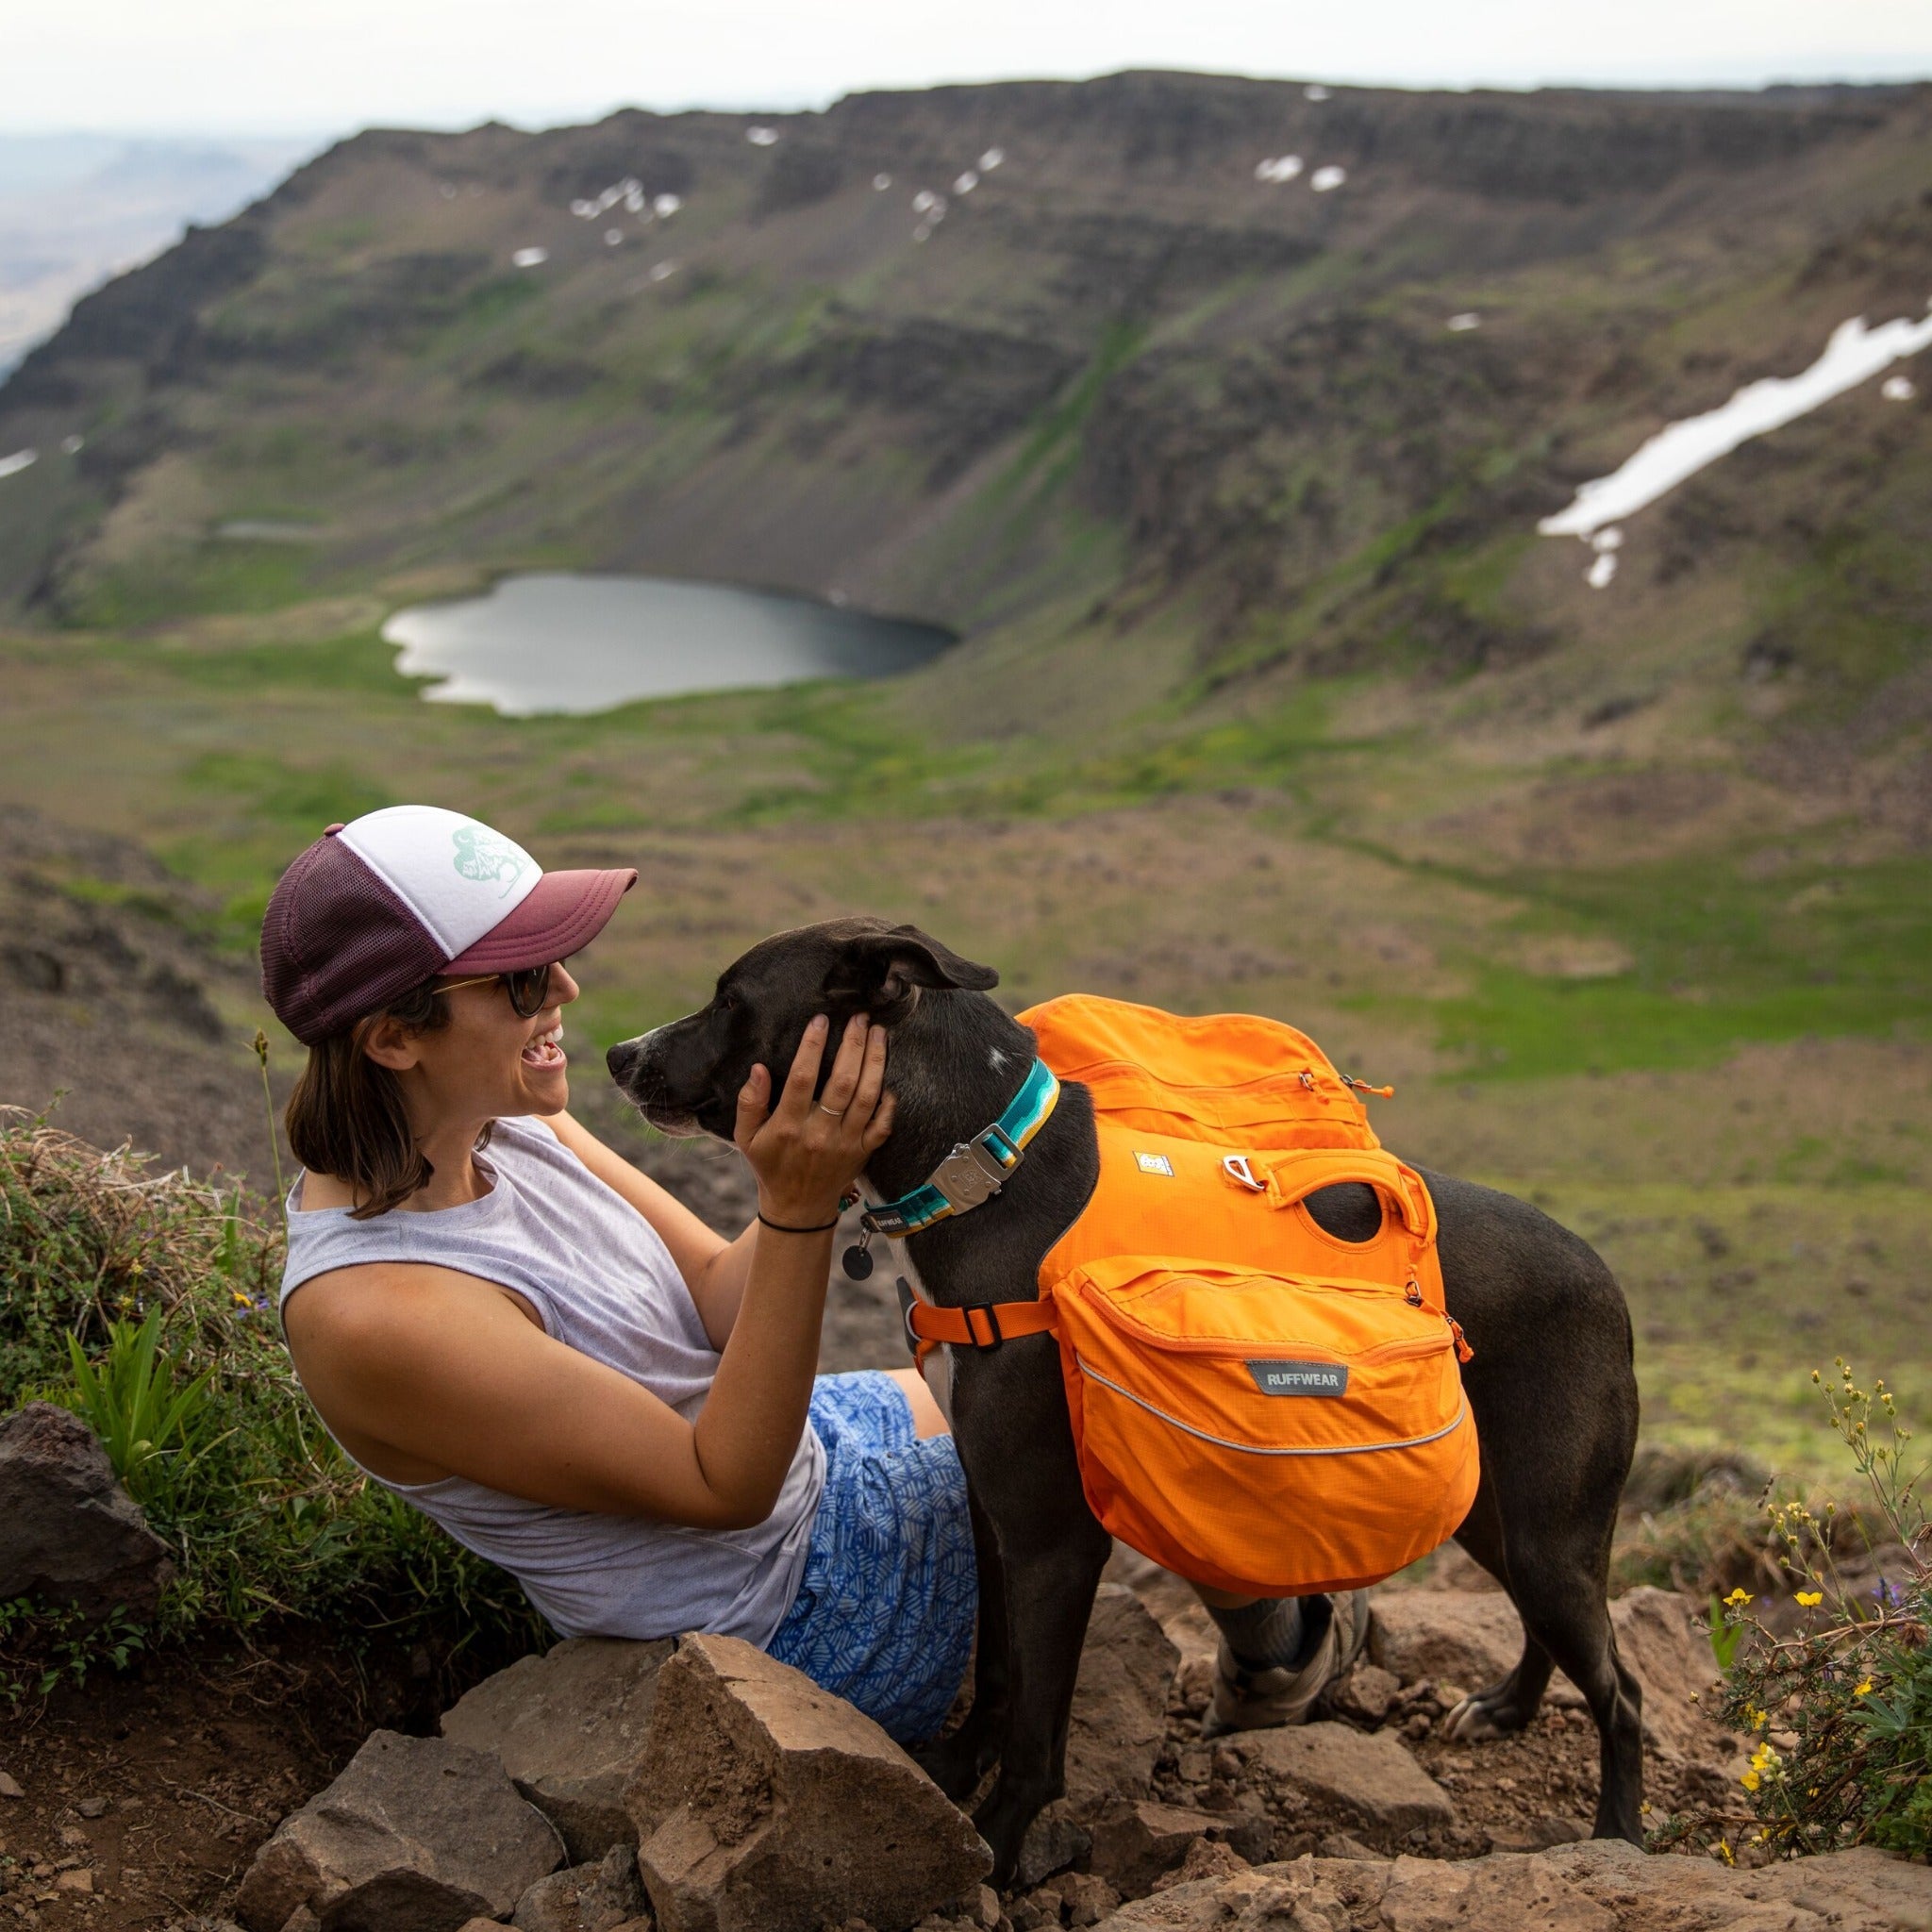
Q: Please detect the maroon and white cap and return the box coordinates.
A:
[261,806,636,1044]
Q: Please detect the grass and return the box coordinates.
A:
[0,1113,545,1704]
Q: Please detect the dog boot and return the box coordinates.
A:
[1202,1589,1373,1737]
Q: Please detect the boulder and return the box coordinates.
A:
[625,1633,990,1932]
[443,1637,674,1858]
[1104,1841,1932,1932]
[234,1731,561,1932]
[512,1846,650,1932]
[1064,1586,1181,1811]
[0,1404,175,1620]
[1546,1835,1932,1932]
[1368,1593,1521,1694]
[1231,1725,1455,1845]
[1372,1852,1614,1931]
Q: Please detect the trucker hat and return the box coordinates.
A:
[260,805,636,1044]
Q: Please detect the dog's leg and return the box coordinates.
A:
[1441,1475,1556,1735]
[949,1341,1112,1890]
[915,1477,1010,1804]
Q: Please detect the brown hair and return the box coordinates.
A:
[284,979,491,1219]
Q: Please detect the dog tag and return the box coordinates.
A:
[842,1243,875,1281]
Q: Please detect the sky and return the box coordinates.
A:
[9,0,1931,139]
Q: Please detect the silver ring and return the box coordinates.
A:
[817,1103,842,1117]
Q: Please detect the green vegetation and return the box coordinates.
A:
[0,1114,544,1705]
[1667,1365,1932,1860]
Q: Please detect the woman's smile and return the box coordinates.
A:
[522,1023,567,1070]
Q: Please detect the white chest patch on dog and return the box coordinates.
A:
[1134,1151,1174,1176]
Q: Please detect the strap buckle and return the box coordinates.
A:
[930,1129,1015,1212]
[957,1302,1008,1351]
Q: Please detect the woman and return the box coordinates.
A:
[262,805,1360,1744]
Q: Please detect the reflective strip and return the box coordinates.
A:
[1075,1358,1469,1457]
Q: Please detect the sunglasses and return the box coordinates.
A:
[434,962,558,1019]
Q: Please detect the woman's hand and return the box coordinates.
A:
[735,1013,894,1225]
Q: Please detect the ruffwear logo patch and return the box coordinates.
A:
[1133,1152,1174,1176]
[1246,1358,1349,1397]
[452,824,530,898]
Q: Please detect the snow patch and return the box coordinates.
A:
[873,173,892,191]
[1883,374,1917,401]
[1447,312,1481,332]
[648,259,679,283]
[0,448,37,480]
[979,148,1005,171]
[511,247,548,268]
[746,126,779,146]
[604,228,623,245]
[1305,84,1331,102]
[60,436,83,456]
[953,170,979,194]
[1256,156,1304,183]
[653,192,682,218]
[1540,308,1932,539]
[1586,552,1618,590]
[1310,165,1347,192]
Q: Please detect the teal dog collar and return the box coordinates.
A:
[860,1057,1060,1241]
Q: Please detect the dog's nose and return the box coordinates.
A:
[606,1039,641,1085]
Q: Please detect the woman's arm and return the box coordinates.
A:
[288,1014,892,1529]
[539,1111,755,1347]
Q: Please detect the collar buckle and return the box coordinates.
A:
[931,1130,1014,1212]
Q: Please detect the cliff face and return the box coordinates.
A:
[0,73,1927,751]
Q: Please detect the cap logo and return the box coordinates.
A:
[452,824,528,898]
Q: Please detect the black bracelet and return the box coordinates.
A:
[758,1210,841,1235]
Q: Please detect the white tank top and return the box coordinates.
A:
[278,1116,824,1645]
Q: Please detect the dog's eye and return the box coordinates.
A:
[715,991,738,1013]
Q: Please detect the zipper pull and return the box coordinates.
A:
[1447,1316,1474,1364]
[1341,1074,1396,1099]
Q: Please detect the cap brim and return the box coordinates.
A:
[445,868,636,972]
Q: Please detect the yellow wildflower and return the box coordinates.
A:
[1856,1678,1874,1697]
[1796,1591,1824,1607]
[1715,1839,1735,1867]
[1724,1588,1752,1608]
[1740,1769,1760,1793]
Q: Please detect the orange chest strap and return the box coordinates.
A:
[903,1294,1058,1369]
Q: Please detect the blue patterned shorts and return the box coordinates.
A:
[767,1371,977,1743]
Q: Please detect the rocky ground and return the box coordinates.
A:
[8,1537,1915,1932]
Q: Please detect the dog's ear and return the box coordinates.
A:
[824,924,999,1024]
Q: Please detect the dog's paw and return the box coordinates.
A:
[1441,1691,1525,1741]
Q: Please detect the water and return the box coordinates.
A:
[382,573,956,717]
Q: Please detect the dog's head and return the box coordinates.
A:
[606,916,998,1138]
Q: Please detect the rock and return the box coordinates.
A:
[54,1870,93,1893]
[1232,1725,1454,1845]
[0,1771,22,1799]
[1316,1834,1382,1860]
[625,1633,990,1932]
[443,1637,675,1859]
[1064,1586,1181,1812]
[277,1909,322,1932]
[1104,1858,1356,1931]
[75,1797,108,1819]
[1551,1837,1932,1932]
[234,1730,561,1932]
[1606,1589,1727,1762]
[512,1847,649,1932]
[1014,1807,1092,1890]
[1368,1593,1521,1694]
[1331,1664,1401,1727]
[0,1404,175,1621]
[1085,1800,1241,1896]
[1054,1874,1119,1927]
[1373,1852,1614,1931]
[1150,1839,1249,1894]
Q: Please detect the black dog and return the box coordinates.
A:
[608,919,1643,1885]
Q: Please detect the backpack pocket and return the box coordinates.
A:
[1051,1255,1479,1596]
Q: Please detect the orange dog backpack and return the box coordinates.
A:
[902,995,1480,1598]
